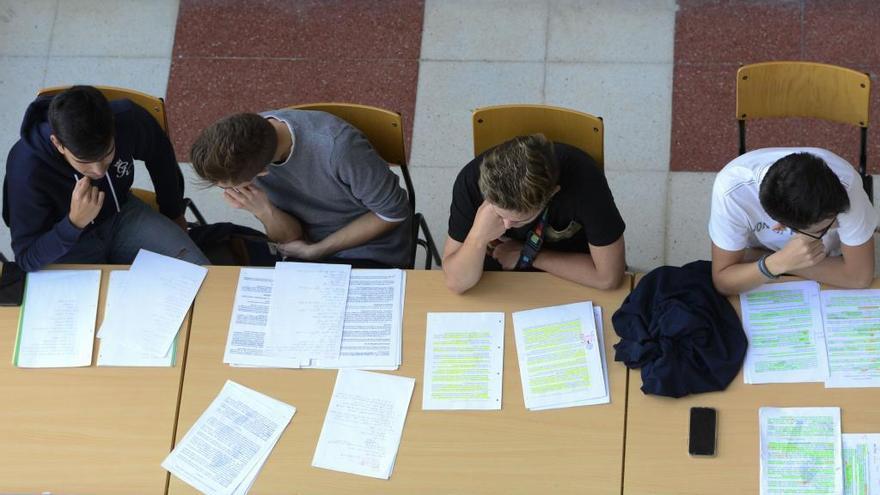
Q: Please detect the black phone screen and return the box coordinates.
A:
[688,407,717,456]
[0,262,26,306]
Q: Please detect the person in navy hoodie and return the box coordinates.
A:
[2,85,208,271]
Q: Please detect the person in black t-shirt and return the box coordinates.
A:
[443,134,626,293]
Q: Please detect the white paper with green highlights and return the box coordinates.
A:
[821,290,880,388]
[741,281,828,384]
[842,433,880,495]
[759,407,842,495]
[513,301,606,411]
[422,312,504,410]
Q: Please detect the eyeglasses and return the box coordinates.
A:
[790,219,836,240]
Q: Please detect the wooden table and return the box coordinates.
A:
[622,276,880,495]
[0,266,190,494]
[170,268,632,495]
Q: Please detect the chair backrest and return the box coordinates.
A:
[736,62,870,127]
[288,103,407,167]
[472,104,604,170]
[37,85,169,133]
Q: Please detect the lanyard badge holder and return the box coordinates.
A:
[515,208,550,270]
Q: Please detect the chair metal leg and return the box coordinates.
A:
[185,198,208,227]
[409,213,443,270]
[418,215,442,268]
[860,127,872,204]
[416,239,431,270]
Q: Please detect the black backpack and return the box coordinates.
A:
[188,222,278,266]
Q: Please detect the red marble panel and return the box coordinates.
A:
[804,0,880,66]
[173,0,424,60]
[675,0,803,65]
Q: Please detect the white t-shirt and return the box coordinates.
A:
[709,147,878,256]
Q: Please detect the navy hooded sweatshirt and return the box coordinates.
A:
[2,96,186,272]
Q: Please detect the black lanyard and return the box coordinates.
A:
[515,207,550,269]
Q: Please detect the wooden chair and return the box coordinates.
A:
[288,102,442,269]
[36,85,207,225]
[736,61,872,201]
[472,104,605,171]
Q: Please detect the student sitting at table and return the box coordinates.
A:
[442,134,626,293]
[189,109,412,268]
[709,147,878,296]
[3,85,209,272]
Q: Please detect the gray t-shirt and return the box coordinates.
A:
[256,109,412,267]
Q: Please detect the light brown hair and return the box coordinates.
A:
[478,134,559,212]
[190,113,277,184]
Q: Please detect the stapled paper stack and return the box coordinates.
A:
[224,265,405,370]
[512,302,610,410]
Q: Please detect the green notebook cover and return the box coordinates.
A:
[11,274,29,366]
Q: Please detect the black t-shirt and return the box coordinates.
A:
[448,142,625,270]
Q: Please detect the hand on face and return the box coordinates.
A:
[471,201,508,245]
[222,183,271,217]
[768,234,827,274]
[68,176,105,229]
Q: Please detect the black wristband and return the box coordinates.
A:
[757,254,780,279]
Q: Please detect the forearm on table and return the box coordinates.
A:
[532,250,624,290]
[712,261,775,296]
[311,212,398,258]
[790,256,874,289]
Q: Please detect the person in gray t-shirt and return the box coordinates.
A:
[189,109,412,268]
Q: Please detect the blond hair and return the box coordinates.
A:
[478,134,558,212]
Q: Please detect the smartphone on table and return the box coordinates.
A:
[0,262,25,307]
[688,407,717,457]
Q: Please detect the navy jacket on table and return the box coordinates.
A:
[612,260,747,398]
[2,96,185,272]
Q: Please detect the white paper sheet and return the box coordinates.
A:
[313,269,405,369]
[843,433,880,495]
[527,306,610,410]
[759,407,843,495]
[821,290,880,388]
[312,369,415,479]
[97,271,175,367]
[223,268,275,365]
[422,312,504,411]
[264,262,351,365]
[741,281,828,384]
[14,270,101,368]
[103,249,207,356]
[512,301,606,411]
[162,380,295,495]
[225,268,404,370]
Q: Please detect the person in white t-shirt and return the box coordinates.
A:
[709,147,878,295]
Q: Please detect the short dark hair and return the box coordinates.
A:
[48,85,115,161]
[478,134,559,212]
[190,113,277,184]
[759,152,850,230]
